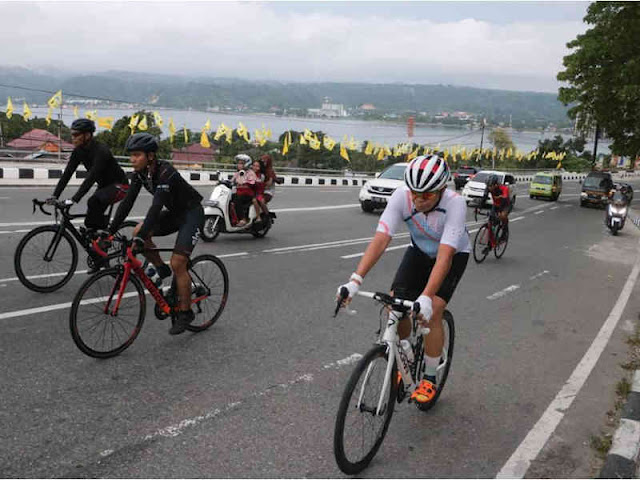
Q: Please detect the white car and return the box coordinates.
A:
[461,170,517,207]
[359,163,407,212]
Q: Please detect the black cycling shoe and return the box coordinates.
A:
[169,309,195,335]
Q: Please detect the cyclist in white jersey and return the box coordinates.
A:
[337,154,470,405]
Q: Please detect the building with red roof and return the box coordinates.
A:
[7,129,74,152]
[171,143,218,168]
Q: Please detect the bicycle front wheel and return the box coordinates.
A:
[334,344,397,475]
[14,225,78,293]
[70,268,146,358]
[473,224,490,263]
[185,254,229,332]
[494,226,509,259]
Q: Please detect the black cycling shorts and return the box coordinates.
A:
[148,206,204,256]
[390,246,469,303]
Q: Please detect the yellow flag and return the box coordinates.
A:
[407,147,419,161]
[214,123,227,141]
[73,106,79,119]
[183,126,189,143]
[22,101,32,121]
[264,127,272,139]
[348,136,358,151]
[85,110,98,121]
[97,117,114,129]
[153,111,164,127]
[168,118,176,142]
[254,130,267,146]
[299,134,307,145]
[45,107,53,126]
[237,122,250,142]
[304,129,314,141]
[323,136,336,151]
[364,142,373,155]
[5,97,13,119]
[138,115,148,131]
[340,143,350,162]
[204,119,211,131]
[377,147,385,161]
[47,90,62,109]
[200,130,211,148]
[225,128,232,144]
[129,114,139,133]
[282,131,290,155]
[309,137,321,150]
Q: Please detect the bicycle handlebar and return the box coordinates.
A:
[334,288,418,318]
[32,199,52,216]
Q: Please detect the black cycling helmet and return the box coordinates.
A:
[125,132,159,153]
[71,118,96,133]
[486,174,500,187]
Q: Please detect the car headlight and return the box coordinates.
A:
[580,192,587,198]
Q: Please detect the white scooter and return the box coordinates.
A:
[201,178,274,242]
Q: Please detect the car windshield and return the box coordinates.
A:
[378,164,406,180]
[533,175,552,185]
[584,176,609,189]
[473,172,503,184]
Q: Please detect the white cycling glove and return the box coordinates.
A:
[337,273,363,300]
[63,199,75,206]
[414,295,433,324]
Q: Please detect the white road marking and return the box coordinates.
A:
[497,238,640,478]
[0,215,144,228]
[340,243,411,259]
[272,204,359,213]
[486,285,520,300]
[141,353,361,442]
[511,216,525,222]
[550,206,559,210]
[0,251,248,285]
[534,211,544,215]
[529,270,550,281]
[469,228,479,233]
[264,233,410,254]
[0,229,31,234]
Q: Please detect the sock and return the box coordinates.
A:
[425,355,440,383]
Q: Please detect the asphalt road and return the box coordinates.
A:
[1,179,640,478]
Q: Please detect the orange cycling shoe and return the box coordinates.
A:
[411,379,437,404]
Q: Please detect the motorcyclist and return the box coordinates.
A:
[232,154,257,227]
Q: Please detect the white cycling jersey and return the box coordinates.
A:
[376,186,471,258]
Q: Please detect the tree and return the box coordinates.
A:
[557,2,640,157]
[488,128,515,151]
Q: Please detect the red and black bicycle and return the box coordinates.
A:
[472,207,509,263]
[69,236,228,358]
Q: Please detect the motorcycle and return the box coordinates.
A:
[201,178,275,242]
[605,191,628,236]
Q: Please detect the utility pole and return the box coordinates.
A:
[592,123,600,170]
[478,117,486,166]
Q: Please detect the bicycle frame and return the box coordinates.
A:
[352,292,430,416]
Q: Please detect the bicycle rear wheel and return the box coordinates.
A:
[185,254,229,332]
[473,225,490,263]
[14,225,78,293]
[334,344,397,475]
[70,268,146,358]
[414,310,455,412]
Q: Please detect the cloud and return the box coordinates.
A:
[0,2,586,91]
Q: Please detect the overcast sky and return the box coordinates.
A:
[0,1,590,92]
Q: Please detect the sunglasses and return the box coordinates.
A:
[410,190,439,200]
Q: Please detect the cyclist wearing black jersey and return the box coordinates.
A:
[47,118,128,231]
[109,133,204,335]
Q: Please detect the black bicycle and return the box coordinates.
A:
[13,199,138,293]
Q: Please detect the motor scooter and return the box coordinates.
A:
[606,191,628,236]
[201,179,274,242]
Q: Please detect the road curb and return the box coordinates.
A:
[599,371,640,478]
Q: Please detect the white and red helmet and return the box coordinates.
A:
[404,154,450,193]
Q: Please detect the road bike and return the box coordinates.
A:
[472,207,509,263]
[69,237,229,358]
[332,288,455,474]
[14,199,138,292]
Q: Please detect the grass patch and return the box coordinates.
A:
[616,377,631,398]
[590,434,613,459]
